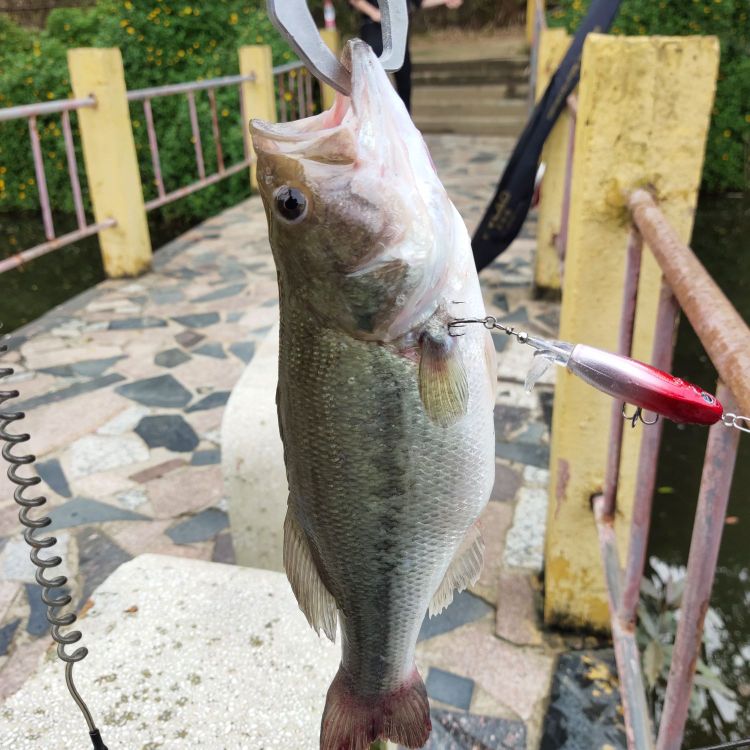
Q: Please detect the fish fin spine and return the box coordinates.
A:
[418,329,469,428]
[321,666,431,750]
[429,523,485,617]
[283,510,338,642]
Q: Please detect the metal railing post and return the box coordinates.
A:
[238,45,277,190]
[67,48,152,277]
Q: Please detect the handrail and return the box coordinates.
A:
[127,73,256,101]
[272,60,306,75]
[0,96,96,122]
[629,189,750,417]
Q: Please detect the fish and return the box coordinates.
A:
[250,39,496,750]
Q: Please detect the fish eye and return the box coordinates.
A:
[274,186,308,223]
[701,392,714,404]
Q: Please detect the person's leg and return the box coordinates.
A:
[394,43,412,113]
[359,22,384,57]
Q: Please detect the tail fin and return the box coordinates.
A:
[321,666,431,750]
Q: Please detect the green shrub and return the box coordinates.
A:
[0,1,296,222]
[548,0,750,193]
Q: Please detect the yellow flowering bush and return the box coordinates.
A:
[550,0,749,192]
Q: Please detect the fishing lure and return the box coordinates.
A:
[450,316,750,433]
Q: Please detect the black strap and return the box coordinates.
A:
[471,0,624,271]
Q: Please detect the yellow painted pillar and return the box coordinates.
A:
[239,45,276,189]
[319,28,340,112]
[544,34,720,630]
[67,48,151,278]
[533,28,571,293]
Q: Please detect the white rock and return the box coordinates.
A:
[97,406,150,436]
[68,435,149,478]
[1,532,75,584]
[503,485,549,572]
[522,465,550,487]
[0,555,340,749]
[114,488,148,510]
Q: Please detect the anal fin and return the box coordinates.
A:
[429,524,485,617]
[283,510,338,642]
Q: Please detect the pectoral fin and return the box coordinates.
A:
[429,524,485,616]
[418,330,469,428]
[283,509,338,642]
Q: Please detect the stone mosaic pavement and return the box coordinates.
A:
[0,134,623,748]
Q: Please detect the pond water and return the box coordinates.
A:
[1,192,748,744]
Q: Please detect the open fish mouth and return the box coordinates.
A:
[250,39,402,164]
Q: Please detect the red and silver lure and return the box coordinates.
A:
[450,316,750,433]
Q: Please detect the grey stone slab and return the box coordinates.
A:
[419,590,493,642]
[422,709,526,750]
[154,348,191,368]
[503,306,529,324]
[36,458,71,498]
[108,317,167,330]
[38,356,124,379]
[229,341,255,363]
[251,325,274,335]
[45,497,148,533]
[24,583,52,637]
[192,283,246,303]
[174,330,205,348]
[150,288,185,305]
[492,293,509,313]
[494,441,550,468]
[191,448,221,466]
[0,618,20,656]
[494,404,532,441]
[13,372,126,412]
[261,298,279,308]
[426,668,474,711]
[490,462,522,503]
[539,390,554,429]
[469,151,497,163]
[211,531,235,564]
[166,508,229,545]
[135,415,199,452]
[75,528,132,607]
[115,374,192,408]
[185,391,230,413]
[226,311,244,323]
[493,334,510,353]
[193,343,226,359]
[172,312,220,328]
[540,650,625,750]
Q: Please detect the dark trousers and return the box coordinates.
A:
[359,22,413,113]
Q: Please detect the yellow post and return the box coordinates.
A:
[544,34,720,630]
[319,28,340,112]
[67,48,151,277]
[239,45,276,189]
[533,28,571,294]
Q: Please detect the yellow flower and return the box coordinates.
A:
[47,91,54,100]
[181,6,193,15]
[723,128,732,137]
[221,108,229,117]
[64,23,71,30]
[229,12,239,24]
[0,167,6,174]
[127,26,135,34]
[28,177,35,185]
[255,34,263,43]
[745,114,750,123]
[177,49,185,57]
[0,179,4,191]
[284,92,292,101]
[124,0,133,7]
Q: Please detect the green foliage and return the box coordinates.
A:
[548,0,750,193]
[637,560,738,725]
[0,1,297,222]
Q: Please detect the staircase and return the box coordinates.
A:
[411,50,530,137]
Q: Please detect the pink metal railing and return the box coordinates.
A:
[274,61,315,123]
[0,97,116,275]
[126,72,257,212]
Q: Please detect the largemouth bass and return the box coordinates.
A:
[251,39,496,750]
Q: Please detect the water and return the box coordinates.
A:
[649,191,750,745]
[1,193,749,743]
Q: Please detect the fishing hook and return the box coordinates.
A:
[622,404,659,428]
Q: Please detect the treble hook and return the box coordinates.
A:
[622,404,659,428]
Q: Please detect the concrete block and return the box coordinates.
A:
[222,323,287,571]
[0,554,340,748]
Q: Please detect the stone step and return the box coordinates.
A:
[414,113,525,137]
[413,87,529,118]
[412,57,529,87]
